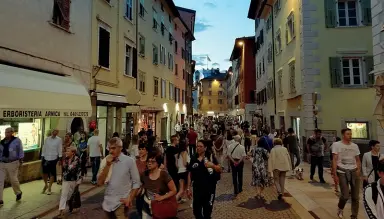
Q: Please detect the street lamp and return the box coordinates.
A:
[238,41,244,46]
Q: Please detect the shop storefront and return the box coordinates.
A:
[0,64,92,182]
[95,92,130,153]
[139,112,156,133]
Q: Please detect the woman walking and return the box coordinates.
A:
[58,133,75,185]
[362,140,382,187]
[268,138,291,200]
[141,153,177,219]
[187,140,222,219]
[251,141,271,198]
[176,140,190,202]
[56,146,81,218]
[77,132,88,177]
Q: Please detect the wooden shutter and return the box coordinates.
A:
[324,0,336,28]
[132,48,137,79]
[361,0,372,26]
[364,56,374,87]
[329,57,341,87]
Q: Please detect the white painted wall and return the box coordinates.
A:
[0,0,92,87]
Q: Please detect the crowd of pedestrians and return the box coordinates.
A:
[3,116,384,218]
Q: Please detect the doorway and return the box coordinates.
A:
[70,117,84,134]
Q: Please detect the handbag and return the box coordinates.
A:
[68,185,81,212]
[151,195,178,219]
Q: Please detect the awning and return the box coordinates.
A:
[97,92,128,104]
[0,64,92,118]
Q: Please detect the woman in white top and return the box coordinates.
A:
[176,140,190,202]
[362,140,382,186]
[268,138,292,200]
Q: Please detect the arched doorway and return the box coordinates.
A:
[70,117,84,134]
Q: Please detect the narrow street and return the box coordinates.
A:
[43,161,300,219]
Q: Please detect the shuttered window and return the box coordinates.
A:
[325,0,371,28]
[329,56,374,87]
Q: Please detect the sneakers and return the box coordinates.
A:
[42,185,48,194]
[16,192,22,201]
[337,208,343,218]
[91,180,97,185]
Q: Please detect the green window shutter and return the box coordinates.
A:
[364,56,374,87]
[361,0,372,26]
[329,57,341,87]
[324,0,336,28]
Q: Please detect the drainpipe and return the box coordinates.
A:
[135,0,139,89]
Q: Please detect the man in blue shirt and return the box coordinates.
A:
[0,127,24,205]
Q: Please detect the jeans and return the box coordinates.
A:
[189,144,196,156]
[90,157,101,182]
[104,204,127,219]
[310,156,324,181]
[230,161,244,194]
[337,169,360,218]
[290,150,301,170]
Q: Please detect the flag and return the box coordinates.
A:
[207,55,211,62]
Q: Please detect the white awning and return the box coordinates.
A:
[0,64,92,118]
[97,92,128,104]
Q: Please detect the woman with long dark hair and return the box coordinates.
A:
[187,140,221,219]
[176,139,190,202]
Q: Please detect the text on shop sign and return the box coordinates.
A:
[2,110,89,118]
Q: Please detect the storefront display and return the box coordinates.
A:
[0,118,42,152]
[346,122,368,139]
[140,112,156,132]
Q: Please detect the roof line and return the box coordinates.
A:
[176,6,196,13]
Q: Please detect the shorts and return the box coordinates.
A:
[178,172,188,182]
[42,158,58,176]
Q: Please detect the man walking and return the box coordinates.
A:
[98,137,140,218]
[87,129,103,185]
[307,129,327,183]
[284,128,300,175]
[332,128,361,219]
[41,129,62,195]
[0,127,23,205]
[187,127,198,155]
[227,135,246,197]
[164,135,179,189]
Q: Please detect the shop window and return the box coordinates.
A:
[346,122,369,139]
[0,118,42,162]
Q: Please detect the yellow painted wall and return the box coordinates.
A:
[200,79,227,114]
[137,0,179,137]
[91,0,136,96]
[311,0,376,137]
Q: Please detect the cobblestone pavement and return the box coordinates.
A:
[43,161,301,219]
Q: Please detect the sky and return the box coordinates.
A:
[173,0,254,71]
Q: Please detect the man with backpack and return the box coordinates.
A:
[363,159,384,218]
[227,135,246,197]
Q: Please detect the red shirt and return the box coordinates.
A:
[187,131,198,145]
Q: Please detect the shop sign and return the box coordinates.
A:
[0,109,90,118]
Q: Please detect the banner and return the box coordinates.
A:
[1,109,91,118]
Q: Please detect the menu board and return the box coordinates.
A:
[18,122,39,151]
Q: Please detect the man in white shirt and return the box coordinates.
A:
[332,128,361,219]
[98,137,141,218]
[227,135,246,197]
[41,129,62,195]
[87,129,103,185]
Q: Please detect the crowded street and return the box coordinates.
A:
[1,0,384,218]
